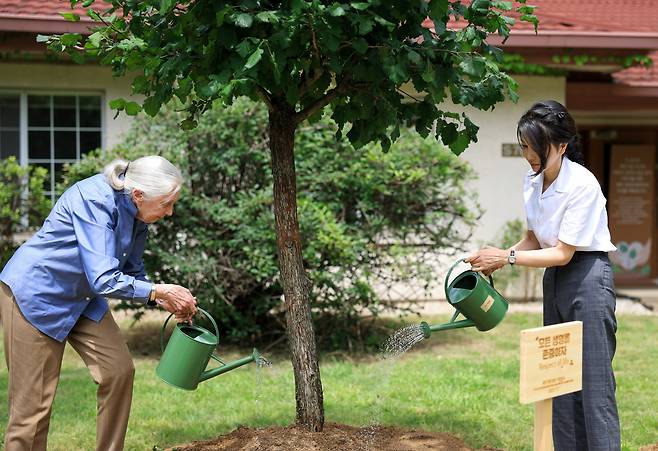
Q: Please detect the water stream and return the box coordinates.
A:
[380,324,427,359]
[253,354,273,421]
[358,323,428,450]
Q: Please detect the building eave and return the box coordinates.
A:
[0,14,95,34]
[488,30,658,50]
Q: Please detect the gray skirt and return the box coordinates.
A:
[543,251,620,451]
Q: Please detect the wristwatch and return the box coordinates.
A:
[508,249,516,266]
[147,284,157,307]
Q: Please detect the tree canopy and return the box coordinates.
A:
[47,0,536,154]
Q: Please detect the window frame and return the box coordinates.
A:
[0,89,106,203]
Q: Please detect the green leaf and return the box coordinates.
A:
[520,14,539,31]
[351,2,370,10]
[142,96,161,117]
[352,38,368,54]
[449,133,470,155]
[36,35,51,43]
[59,12,80,22]
[291,0,307,13]
[285,83,299,105]
[82,0,95,6]
[108,98,126,110]
[159,0,176,14]
[87,31,102,48]
[407,50,422,65]
[429,0,449,18]
[175,77,193,100]
[244,48,264,70]
[60,33,82,46]
[421,62,435,83]
[234,13,253,28]
[124,101,142,116]
[87,9,102,21]
[131,75,148,94]
[329,4,346,16]
[460,57,486,77]
[492,1,513,11]
[440,123,458,146]
[180,118,198,130]
[255,11,279,23]
[355,17,374,35]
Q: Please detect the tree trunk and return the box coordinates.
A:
[268,105,324,431]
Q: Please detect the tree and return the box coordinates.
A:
[60,98,480,349]
[45,0,536,431]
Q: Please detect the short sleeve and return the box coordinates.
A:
[523,174,536,231]
[558,182,605,247]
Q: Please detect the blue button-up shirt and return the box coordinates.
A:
[1,174,152,341]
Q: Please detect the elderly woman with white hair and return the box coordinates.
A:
[0,155,197,451]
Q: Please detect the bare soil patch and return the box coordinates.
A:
[166,423,503,451]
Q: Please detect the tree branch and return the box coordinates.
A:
[293,75,351,125]
[255,85,275,112]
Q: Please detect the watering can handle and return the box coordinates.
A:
[159,307,220,353]
[444,258,495,304]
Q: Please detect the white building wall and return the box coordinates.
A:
[0,61,135,149]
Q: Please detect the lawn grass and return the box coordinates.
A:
[0,312,656,450]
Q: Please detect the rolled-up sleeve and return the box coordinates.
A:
[70,190,152,302]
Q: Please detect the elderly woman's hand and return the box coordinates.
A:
[154,284,197,322]
[464,246,509,275]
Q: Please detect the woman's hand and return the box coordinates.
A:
[465,246,509,275]
[153,283,197,322]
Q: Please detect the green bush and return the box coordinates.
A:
[61,98,480,349]
[0,157,50,265]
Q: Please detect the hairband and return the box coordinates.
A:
[121,162,130,178]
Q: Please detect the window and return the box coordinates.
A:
[0,94,20,161]
[0,92,103,203]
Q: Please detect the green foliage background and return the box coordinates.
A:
[62,98,480,348]
[0,157,50,264]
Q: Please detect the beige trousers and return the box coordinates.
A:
[0,282,135,451]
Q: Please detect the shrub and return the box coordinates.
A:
[61,98,480,349]
[0,157,50,265]
[490,218,542,302]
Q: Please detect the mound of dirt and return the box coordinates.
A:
[167,423,503,451]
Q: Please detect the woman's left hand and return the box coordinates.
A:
[465,246,509,275]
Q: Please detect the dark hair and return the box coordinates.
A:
[517,100,585,175]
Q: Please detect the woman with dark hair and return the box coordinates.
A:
[466,100,620,450]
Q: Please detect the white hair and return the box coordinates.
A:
[103,156,183,199]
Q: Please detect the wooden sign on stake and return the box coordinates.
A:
[519,321,583,450]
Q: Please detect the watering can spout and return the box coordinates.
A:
[420,319,477,339]
[199,348,262,382]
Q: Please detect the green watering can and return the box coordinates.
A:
[156,308,262,390]
[421,259,509,339]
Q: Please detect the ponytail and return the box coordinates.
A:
[566,134,585,166]
[103,159,129,190]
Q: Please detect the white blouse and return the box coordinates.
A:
[523,157,616,252]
